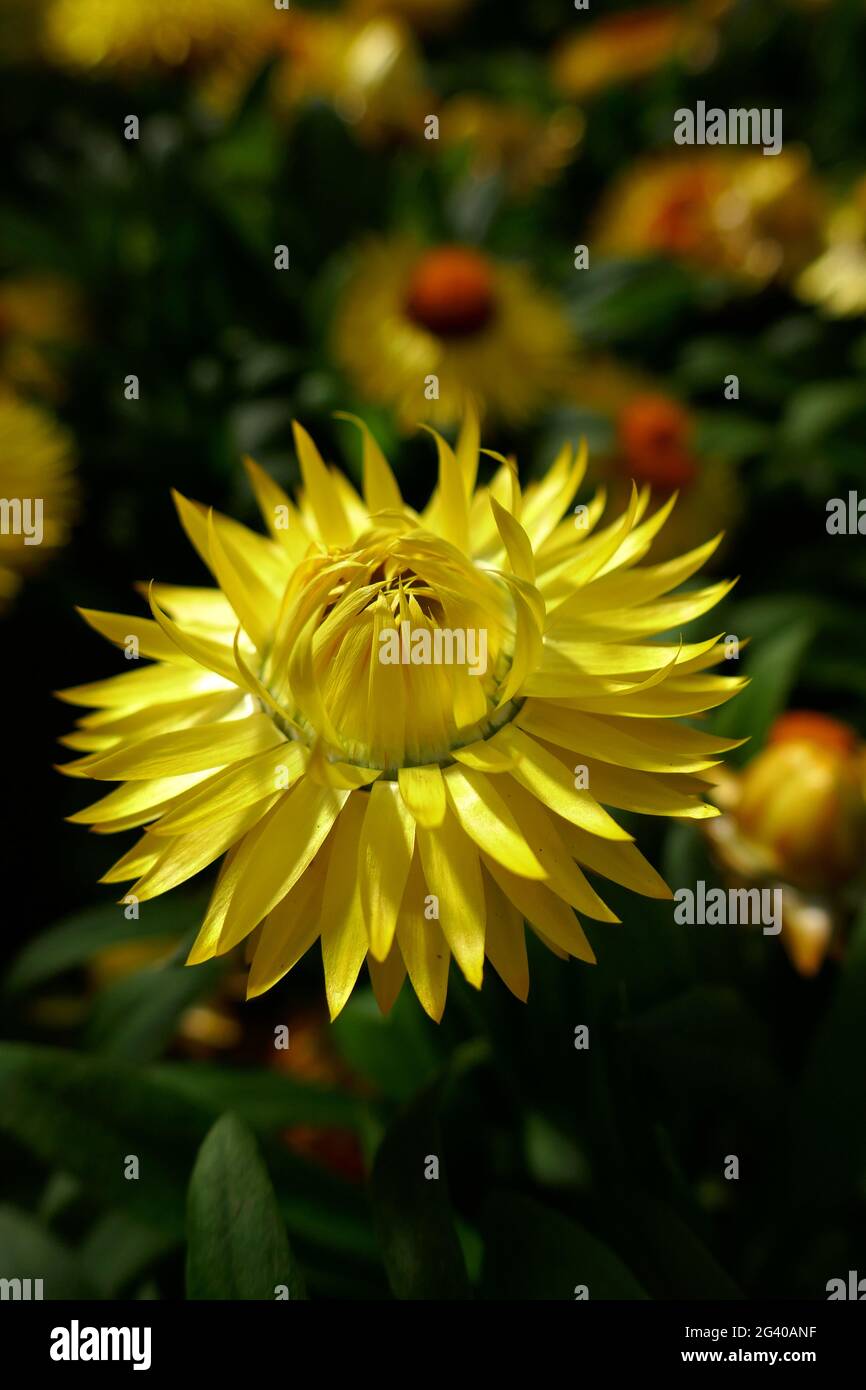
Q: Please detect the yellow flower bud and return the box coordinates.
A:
[734,712,866,894]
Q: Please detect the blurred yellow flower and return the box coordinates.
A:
[45,0,429,146]
[707,712,866,975]
[796,175,866,317]
[0,390,77,605]
[594,149,825,286]
[441,96,584,196]
[270,12,427,141]
[733,713,866,893]
[333,240,575,427]
[551,2,729,101]
[60,411,741,1020]
[203,9,429,145]
[44,0,266,70]
[0,273,83,400]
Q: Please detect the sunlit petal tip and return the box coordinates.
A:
[170,488,198,526]
[54,759,97,779]
[187,942,216,968]
[54,686,93,706]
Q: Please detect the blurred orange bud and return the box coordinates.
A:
[618,393,698,490]
[734,712,866,894]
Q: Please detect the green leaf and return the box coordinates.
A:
[694,411,773,461]
[712,616,814,758]
[3,892,206,997]
[792,906,866,1209]
[85,954,226,1063]
[152,1061,361,1132]
[480,1193,647,1300]
[782,380,866,448]
[524,1112,591,1189]
[677,336,791,402]
[0,1045,376,1258]
[0,1206,101,1300]
[618,987,781,1111]
[619,1195,742,1300]
[332,987,442,1101]
[186,1114,307,1300]
[79,1213,177,1298]
[663,821,718,895]
[370,1086,470,1300]
[0,1045,216,1235]
[570,258,697,344]
[265,1145,378,1261]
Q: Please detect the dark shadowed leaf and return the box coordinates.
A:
[792,907,866,1208]
[0,1206,100,1300]
[332,988,442,1101]
[712,617,814,758]
[85,955,226,1062]
[3,892,206,996]
[152,1061,361,1132]
[0,1045,215,1234]
[619,1195,741,1300]
[79,1212,177,1298]
[0,1044,376,1258]
[617,986,781,1111]
[371,1086,470,1300]
[481,1193,647,1300]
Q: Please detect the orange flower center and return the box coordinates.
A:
[405,246,497,339]
[769,710,859,756]
[618,393,697,490]
[604,7,676,42]
[648,172,717,254]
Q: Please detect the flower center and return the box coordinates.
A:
[618,393,697,491]
[649,171,719,255]
[404,245,497,339]
[266,535,519,773]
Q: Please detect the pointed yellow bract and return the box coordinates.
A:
[60,409,742,1020]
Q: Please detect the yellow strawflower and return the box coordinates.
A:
[551,4,727,102]
[60,412,742,1020]
[202,10,430,146]
[796,175,866,317]
[706,712,866,975]
[333,240,575,428]
[735,714,866,891]
[0,273,83,400]
[51,0,432,150]
[44,0,265,70]
[594,149,824,287]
